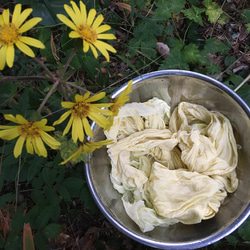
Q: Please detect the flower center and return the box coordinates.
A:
[19,122,40,138]
[0,23,20,45]
[72,102,90,118]
[77,24,97,43]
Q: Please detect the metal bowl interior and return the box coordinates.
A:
[85,70,250,249]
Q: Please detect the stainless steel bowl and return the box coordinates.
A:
[85,70,250,249]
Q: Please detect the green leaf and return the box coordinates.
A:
[0,82,19,106]
[16,0,70,26]
[183,43,201,64]
[238,217,250,241]
[204,0,227,24]
[223,74,244,89]
[183,5,205,26]
[246,23,250,33]
[57,184,71,202]
[34,231,49,250]
[159,45,189,70]
[203,38,229,54]
[43,223,62,239]
[11,207,25,232]
[154,0,186,20]
[0,193,15,207]
[42,167,57,186]
[225,234,239,247]
[236,83,250,107]
[31,190,45,206]
[80,186,97,212]
[35,204,60,229]
[135,0,147,10]
[61,177,84,197]
[241,9,250,22]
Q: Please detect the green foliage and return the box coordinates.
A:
[182,5,205,26]
[154,0,186,20]
[204,0,228,24]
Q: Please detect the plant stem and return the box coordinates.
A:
[0,75,48,84]
[32,57,55,80]
[37,48,77,114]
[234,73,250,92]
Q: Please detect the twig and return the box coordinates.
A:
[234,73,250,92]
[32,57,55,80]
[0,75,48,84]
[37,49,77,114]
[15,155,22,211]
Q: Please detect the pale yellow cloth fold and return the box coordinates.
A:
[106,99,238,232]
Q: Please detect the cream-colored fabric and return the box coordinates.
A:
[106,99,238,232]
[105,97,170,142]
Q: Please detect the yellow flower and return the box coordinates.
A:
[53,92,113,142]
[0,114,60,158]
[60,139,113,165]
[105,80,133,131]
[57,1,116,62]
[0,4,45,70]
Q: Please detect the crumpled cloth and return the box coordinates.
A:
[105,98,238,232]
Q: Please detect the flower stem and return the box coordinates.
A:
[37,49,77,114]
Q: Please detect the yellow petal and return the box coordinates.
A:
[4,114,27,124]
[72,118,84,142]
[91,106,113,116]
[53,110,71,126]
[40,131,61,149]
[94,41,110,61]
[34,118,47,129]
[15,114,28,124]
[14,136,25,158]
[34,136,47,157]
[70,1,82,23]
[0,127,19,140]
[79,1,87,23]
[83,40,90,53]
[15,40,35,57]
[87,9,96,26]
[92,14,104,29]
[97,40,117,53]
[63,116,73,135]
[57,14,77,31]
[26,137,34,154]
[14,8,33,28]
[89,44,98,58]
[0,13,4,25]
[6,45,15,68]
[19,36,45,49]
[0,46,7,70]
[60,150,78,165]
[82,117,93,138]
[88,112,109,128]
[71,147,82,161]
[95,24,111,34]
[97,34,116,40]
[69,31,81,38]
[76,92,90,102]
[19,17,42,33]
[61,101,75,108]
[85,92,105,103]
[12,4,21,24]
[64,4,81,26]
[2,8,9,25]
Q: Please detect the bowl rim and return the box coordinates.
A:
[85,70,250,249]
